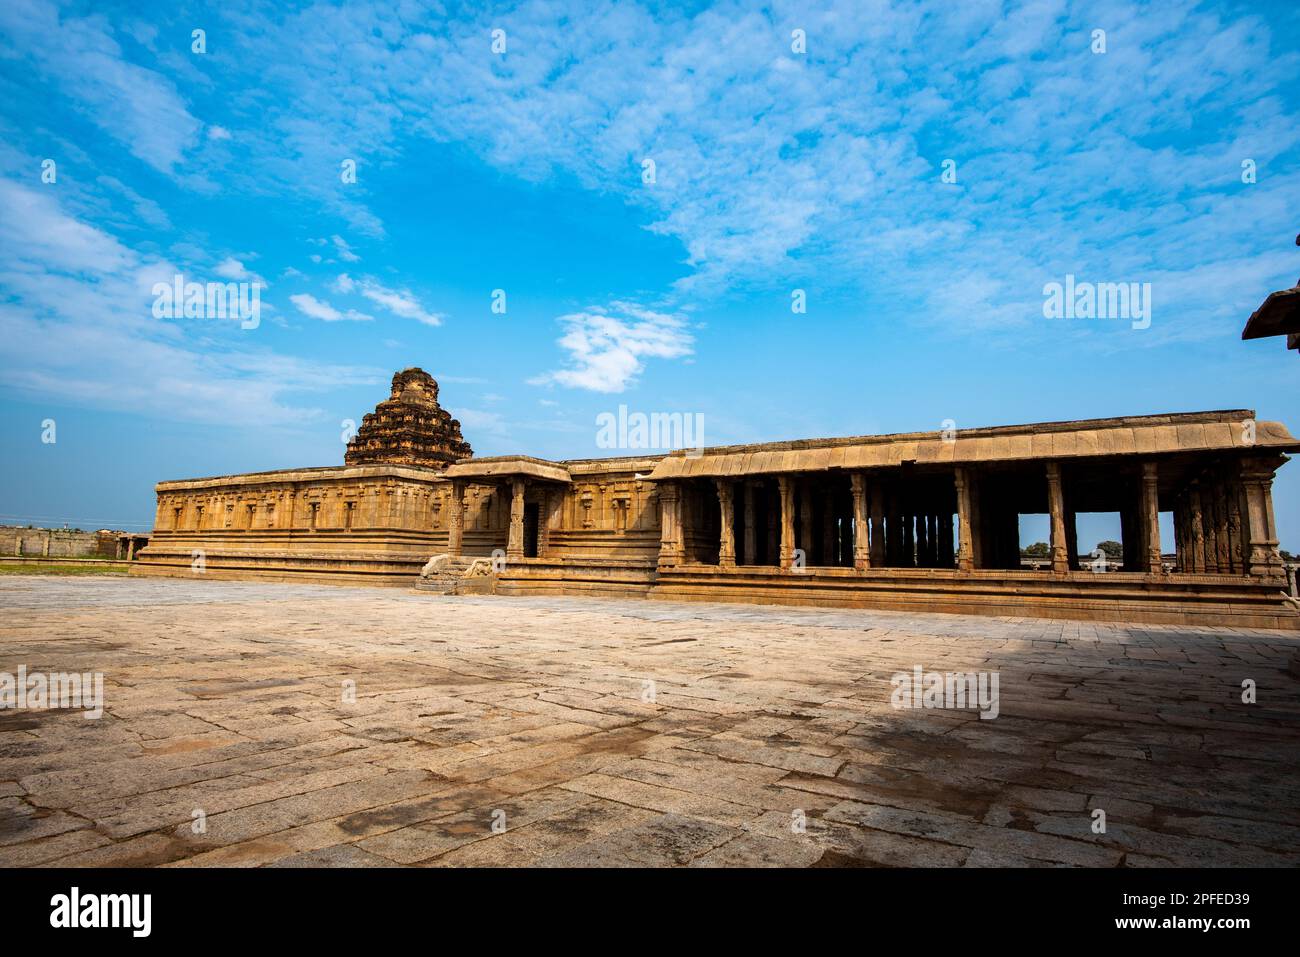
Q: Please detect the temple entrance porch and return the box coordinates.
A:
[440,457,573,564]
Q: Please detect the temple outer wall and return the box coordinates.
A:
[132,413,1300,629]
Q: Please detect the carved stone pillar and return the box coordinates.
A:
[850,473,870,571]
[506,477,526,561]
[777,476,796,569]
[1212,481,1231,573]
[1140,461,1161,574]
[1226,481,1244,574]
[1200,483,1219,573]
[1241,458,1284,579]
[742,482,756,566]
[1046,462,1068,575]
[716,479,735,568]
[447,481,465,557]
[657,482,684,567]
[1189,487,1206,573]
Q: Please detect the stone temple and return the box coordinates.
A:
[132,368,1299,629]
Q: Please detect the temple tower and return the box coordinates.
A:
[344,368,472,468]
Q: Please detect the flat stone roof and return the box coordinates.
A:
[442,457,572,483]
[646,410,1300,481]
[155,463,446,492]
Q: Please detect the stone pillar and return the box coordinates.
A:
[1240,458,1284,579]
[716,479,735,568]
[1047,462,1068,574]
[1189,487,1206,573]
[126,538,136,561]
[1200,484,1219,573]
[1140,461,1161,574]
[742,482,756,566]
[777,476,796,569]
[506,477,526,561]
[955,468,974,572]
[447,481,465,557]
[657,482,684,567]
[850,473,870,571]
[1226,481,1244,574]
[1204,481,1222,573]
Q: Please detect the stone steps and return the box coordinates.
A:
[414,555,497,595]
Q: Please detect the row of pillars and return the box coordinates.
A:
[660,461,1171,576]
[439,458,1284,580]
[662,473,967,571]
[1172,459,1283,577]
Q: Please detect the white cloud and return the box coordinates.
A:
[333,274,442,326]
[289,293,373,322]
[214,257,266,284]
[331,235,360,262]
[194,0,1297,349]
[531,301,693,393]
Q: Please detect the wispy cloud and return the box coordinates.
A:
[0,177,375,424]
[531,301,694,393]
[204,0,1298,347]
[334,273,443,326]
[289,293,373,322]
[0,1,202,174]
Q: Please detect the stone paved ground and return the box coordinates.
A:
[1,575,1298,868]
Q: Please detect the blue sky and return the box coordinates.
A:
[0,0,1297,553]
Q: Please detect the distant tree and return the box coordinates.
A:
[1281,549,1295,562]
[1096,540,1123,560]
[1021,542,1050,558]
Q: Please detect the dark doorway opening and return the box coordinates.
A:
[523,502,540,558]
